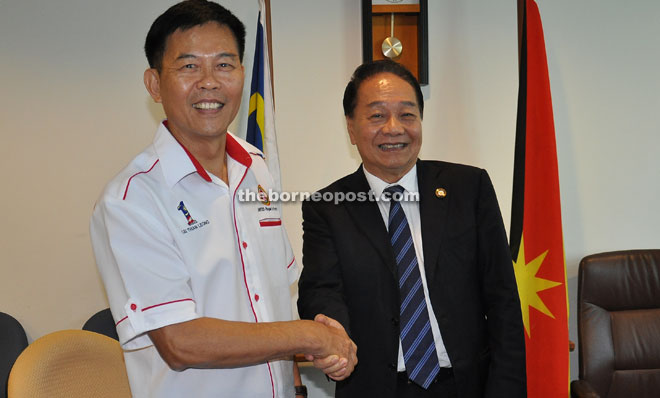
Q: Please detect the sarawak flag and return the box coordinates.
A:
[510,0,570,396]
[247,0,282,191]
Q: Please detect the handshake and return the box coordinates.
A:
[301,314,358,381]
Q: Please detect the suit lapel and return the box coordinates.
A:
[418,161,450,283]
[341,166,399,278]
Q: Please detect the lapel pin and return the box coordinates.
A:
[435,188,447,198]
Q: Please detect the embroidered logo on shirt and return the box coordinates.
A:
[177,201,197,225]
[257,184,271,206]
[177,201,210,234]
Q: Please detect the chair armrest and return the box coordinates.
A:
[570,380,600,398]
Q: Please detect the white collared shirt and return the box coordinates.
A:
[363,165,452,370]
[90,122,297,397]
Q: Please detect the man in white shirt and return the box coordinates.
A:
[90,1,356,397]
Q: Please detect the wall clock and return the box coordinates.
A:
[361,0,429,85]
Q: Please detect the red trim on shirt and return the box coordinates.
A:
[123,160,159,200]
[226,134,253,167]
[114,298,195,326]
[232,167,275,396]
[259,219,282,227]
[267,362,275,398]
[287,257,295,269]
[232,169,258,323]
[162,120,211,182]
[162,120,250,180]
[180,145,212,182]
[141,298,195,312]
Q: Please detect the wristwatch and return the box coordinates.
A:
[295,385,308,397]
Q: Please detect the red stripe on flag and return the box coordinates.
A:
[519,1,570,396]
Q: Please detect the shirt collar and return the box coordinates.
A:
[153,120,253,188]
[363,164,418,198]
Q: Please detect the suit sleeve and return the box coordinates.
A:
[297,199,351,334]
[476,169,527,397]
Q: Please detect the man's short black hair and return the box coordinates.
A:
[343,59,424,119]
[145,0,246,71]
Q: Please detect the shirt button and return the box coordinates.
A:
[242,241,248,249]
[130,304,137,311]
[254,294,260,302]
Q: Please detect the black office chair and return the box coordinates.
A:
[82,308,119,341]
[0,312,29,398]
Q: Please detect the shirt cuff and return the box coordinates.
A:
[117,297,198,349]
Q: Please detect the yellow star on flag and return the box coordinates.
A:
[513,236,562,337]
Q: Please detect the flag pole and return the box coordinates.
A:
[264,0,275,108]
[517,0,524,68]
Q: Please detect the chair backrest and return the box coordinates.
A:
[7,329,131,398]
[82,308,119,341]
[577,249,660,398]
[0,312,28,398]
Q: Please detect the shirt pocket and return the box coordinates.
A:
[258,217,282,227]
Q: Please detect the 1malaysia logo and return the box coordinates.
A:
[177,201,210,234]
[177,201,197,225]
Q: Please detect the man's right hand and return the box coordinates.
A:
[304,314,357,381]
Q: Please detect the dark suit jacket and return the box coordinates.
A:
[298,160,526,398]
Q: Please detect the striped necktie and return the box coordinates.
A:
[385,185,440,389]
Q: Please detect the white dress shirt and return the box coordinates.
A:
[90,122,297,397]
[363,165,452,371]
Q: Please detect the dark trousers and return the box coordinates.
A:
[396,368,457,398]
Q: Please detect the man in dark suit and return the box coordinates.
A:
[298,60,526,398]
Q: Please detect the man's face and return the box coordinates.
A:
[144,22,244,144]
[346,72,422,183]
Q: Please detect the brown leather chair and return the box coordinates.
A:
[571,250,660,398]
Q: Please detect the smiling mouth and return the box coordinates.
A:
[379,143,407,150]
[192,102,224,110]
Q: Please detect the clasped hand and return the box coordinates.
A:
[305,314,358,381]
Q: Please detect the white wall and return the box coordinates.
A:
[1,0,659,393]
